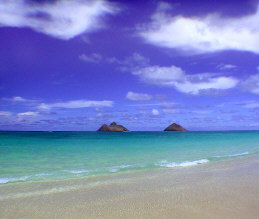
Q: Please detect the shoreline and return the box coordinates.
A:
[1,151,257,186]
[1,155,259,218]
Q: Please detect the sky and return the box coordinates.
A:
[0,0,258,131]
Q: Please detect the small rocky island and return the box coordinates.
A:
[97,122,129,132]
[164,123,188,131]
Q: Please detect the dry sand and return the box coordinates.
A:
[0,156,259,219]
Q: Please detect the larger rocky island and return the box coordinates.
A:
[97,122,129,132]
[164,123,188,131]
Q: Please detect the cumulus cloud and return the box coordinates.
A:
[133,65,239,95]
[133,65,184,83]
[140,4,259,53]
[174,76,238,95]
[38,99,113,110]
[152,109,160,116]
[0,0,115,40]
[126,91,152,101]
[242,74,259,95]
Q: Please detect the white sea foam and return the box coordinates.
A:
[0,178,9,184]
[0,176,31,184]
[34,173,51,177]
[66,169,89,174]
[214,151,249,158]
[158,159,209,168]
[0,173,54,184]
[109,164,133,172]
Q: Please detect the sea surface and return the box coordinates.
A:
[0,131,259,184]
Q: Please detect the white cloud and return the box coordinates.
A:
[133,65,184,83]
[242,74,259,95]
[107,53,149,71]
[133,65,239,95]
[2,96,27,102]
[140,4,259,53]
[38,100,113,110]
[12,96,26,102]
[156,2,174,12]
[218,64,237,70]
[127,53,150,67]
[257,66,259,72]
[0,0,115,40]
[78,52,149,69]
[2,96,41,107]
[152,109,160,116]
[79,53,102,63]
[174,76,238,95]
[126,91,152,101]
[17,111,38,116]
[0,111,12,116]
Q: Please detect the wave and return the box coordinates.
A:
[0,165,136,184]
[65,169,89,174]
[158,159,209,168]
[65,164,135,175]
[214,151,249,158]
[0,176,31,184]
[1,150,254,184]
[108,164,134,172]
[0,173,52,184]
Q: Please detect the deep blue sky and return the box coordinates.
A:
[0,0,258,131]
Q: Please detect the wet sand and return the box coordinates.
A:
[0,156,259,218]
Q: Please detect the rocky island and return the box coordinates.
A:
[164,123,188,131]
[97,122,129,132]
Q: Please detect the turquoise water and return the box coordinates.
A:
[0,131,259,184]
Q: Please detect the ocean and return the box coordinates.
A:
[0,131,259,184]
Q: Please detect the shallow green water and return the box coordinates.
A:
[0,131,259,184]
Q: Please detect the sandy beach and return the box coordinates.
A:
[0,156,258,218]
[1,0,259,218]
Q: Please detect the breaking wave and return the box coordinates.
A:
[0,176,31,184]
[158,159,209,168]
[214,151,249,158]
[108,164,134,172]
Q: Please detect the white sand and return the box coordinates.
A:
[0,156,259,218]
